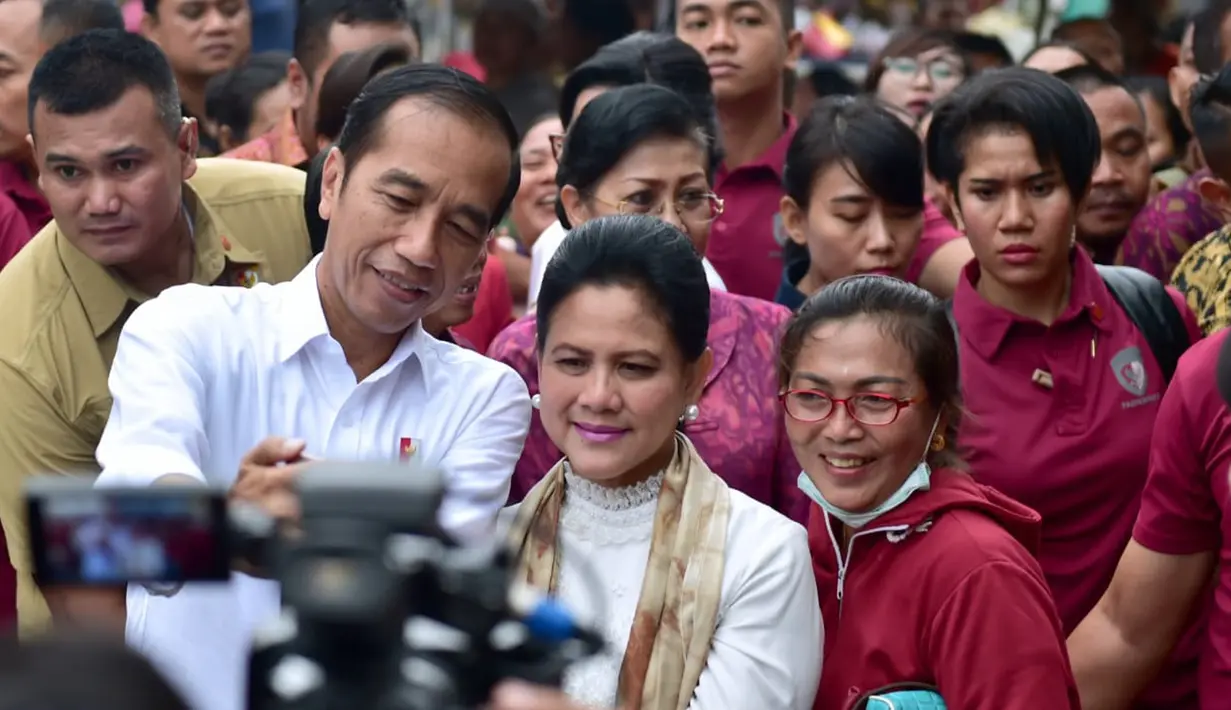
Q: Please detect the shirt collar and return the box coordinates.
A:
[62,180,266,338]
[952,246,1116,361]
[716,112,798,181]
[276,255,427,377]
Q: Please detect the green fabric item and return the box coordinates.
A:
[1061,0,1109,22]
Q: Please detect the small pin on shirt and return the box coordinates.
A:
[1032,368,1054,389]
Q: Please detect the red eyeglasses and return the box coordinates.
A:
[779,390,918,426]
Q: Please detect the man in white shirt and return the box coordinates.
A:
[91,64,532,710]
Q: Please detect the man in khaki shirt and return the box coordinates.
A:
[0,29,311,632]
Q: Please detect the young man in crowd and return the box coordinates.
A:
[0,0,126,271]
[1055,64,1153,264]
[141,0,253,156]
[223,0,419,167]
[0,29,312,634]
[671,0,802,301]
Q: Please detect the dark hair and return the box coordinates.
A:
[777,275,963,470]
[1020,39,1096,69]
[657,0,796,33]
[205,52,291,144]
[28,29,181,139]
[926,67,1100,203]
[1126,74,1191,165]
[336,64,520,230]
[476,0,547,40]
[304,148,329,255]
[294,0,413,80]
[1193,0,1231,74]
[952,31,1013,70]
[537,214,710,362]
[785,96,924,211]
[1055,62,1132,97]
[562,0,637,50]
[555,84,710,228]
[39,0,125,47]
[1051,17,1121,46]
[0,631,190,710]
[1191,64,1231,181]
[802,61,858,98]
[315,43,414,143]
[865,28,969,92]
[558,32,722,170]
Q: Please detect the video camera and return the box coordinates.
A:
[25,462,605,710]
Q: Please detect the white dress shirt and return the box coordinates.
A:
[527,220,727,311]
[94,258,532,710]
[501,469,822,709]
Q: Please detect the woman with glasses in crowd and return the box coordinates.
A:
[931,67,1204,707]
[525,31,729,312]
[505,212,820,709]
[781,274,1079,709]
[776,96,924,310]
[490,83,807,524]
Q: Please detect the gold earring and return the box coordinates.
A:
[930,433,946,452]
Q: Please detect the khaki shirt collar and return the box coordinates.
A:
[60,181,268,338]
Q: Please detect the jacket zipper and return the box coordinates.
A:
[823,516,911,617]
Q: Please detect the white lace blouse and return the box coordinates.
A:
[503,466,822,709]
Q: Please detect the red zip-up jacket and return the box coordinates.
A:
[809,468,1080,710]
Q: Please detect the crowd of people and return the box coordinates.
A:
[4,0,1231,709]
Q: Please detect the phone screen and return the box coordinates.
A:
[26,486,231,586]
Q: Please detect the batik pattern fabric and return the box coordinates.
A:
[1117,168,1222,280]
[1172,223,1231,336]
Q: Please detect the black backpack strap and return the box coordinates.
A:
[944,299,960,360]
[1095,264,1192,383]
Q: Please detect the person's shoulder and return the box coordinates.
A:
[189,158,305,205]
[726,487,808,562]
[711,289,791,323]
[420,330,527,391]
[126,280,284,341]
[487,313,538,360]
[0,228,77,363]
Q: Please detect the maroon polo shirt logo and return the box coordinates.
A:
[1110,346,1148,397]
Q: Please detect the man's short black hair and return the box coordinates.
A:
[335,64,521,229]
[28,28,182,139]
[1051,17,1120,44]
[927,67,1101,204]
[1191,64,1231,182]
[39,0,125,48]
[205,52,291,144]
[658,0,794,34]
[294,0,413,80]
[952,31,1013,69]
[1054,62,1134,99]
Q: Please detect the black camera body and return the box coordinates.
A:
[26,462,602,710]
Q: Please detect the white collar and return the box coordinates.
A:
[276,255,425,377]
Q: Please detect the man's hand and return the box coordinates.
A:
[231,437,311,521]
[489,681,615,710]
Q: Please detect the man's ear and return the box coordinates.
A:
[1197,175,1231,221]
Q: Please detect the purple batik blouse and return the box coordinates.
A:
[1117,168,1222,281]
[487,288,809,525]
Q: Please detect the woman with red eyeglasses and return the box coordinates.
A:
[779,274,1080,710]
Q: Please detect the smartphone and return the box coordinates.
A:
[25,477,232,586]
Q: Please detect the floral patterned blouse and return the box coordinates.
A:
[1117,168,1222,280]
[487,289,809,525]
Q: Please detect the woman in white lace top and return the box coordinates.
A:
[504,202,821,708]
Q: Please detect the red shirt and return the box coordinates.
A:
[451,255,513,354]
[0,161,50,270]
[1134,329,1231,708]
[0,191,31,272]
[707,114,796,301]
[954,248,1203,707]
[809,469,1079,710]
[904,199,962,283]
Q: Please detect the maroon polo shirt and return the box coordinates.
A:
[954,248,1204,708]
[0,160,51,240]
[1134,329,1231,709]
[707,113,796,301]
[0,191,30,271]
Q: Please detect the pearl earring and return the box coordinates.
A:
[531,394,541,410]
[680,404,700,423]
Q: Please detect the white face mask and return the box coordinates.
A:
[797,413,943,529]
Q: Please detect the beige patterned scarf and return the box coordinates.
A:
[509,432,731,710]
